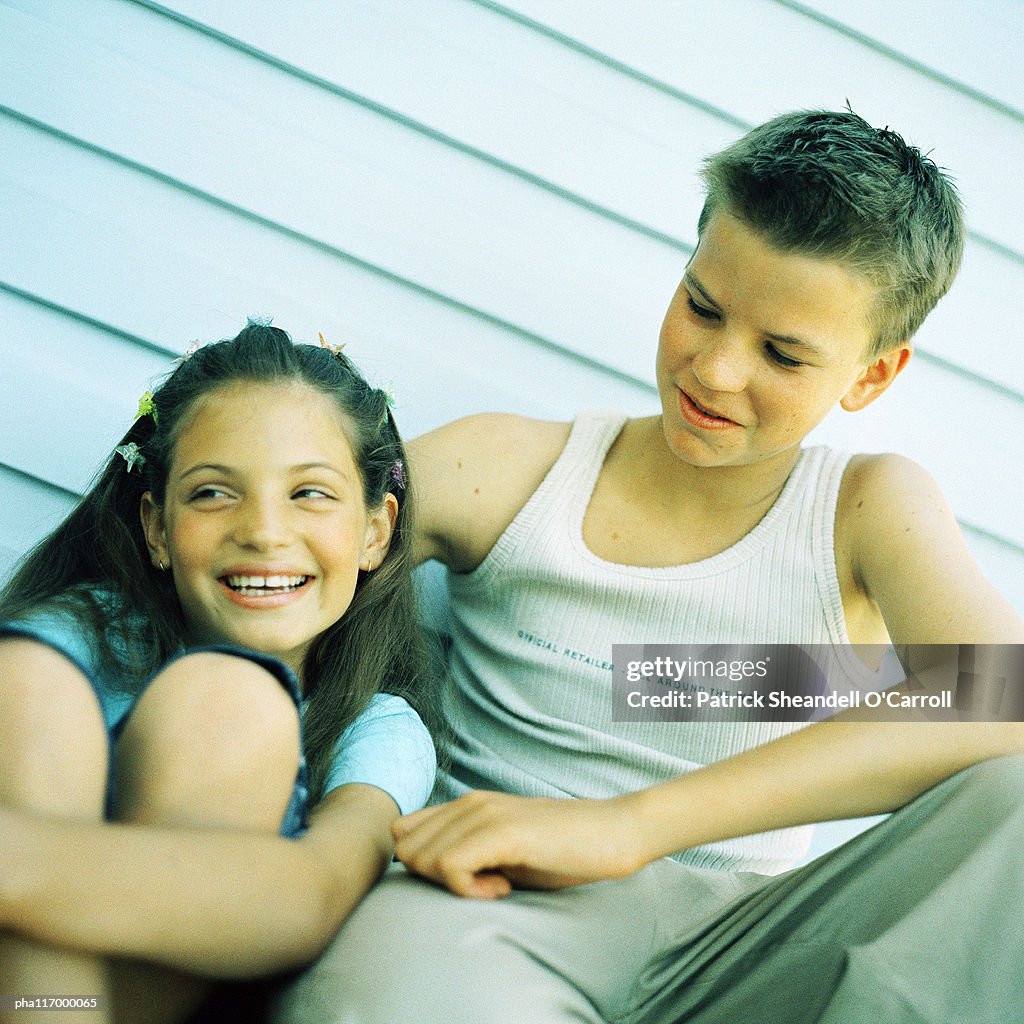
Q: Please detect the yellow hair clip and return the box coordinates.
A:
[134,390,158,424]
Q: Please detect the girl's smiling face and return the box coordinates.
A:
[656,209,911,475]
[141,381,396,681]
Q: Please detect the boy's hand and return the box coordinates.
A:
[392,791,647,899]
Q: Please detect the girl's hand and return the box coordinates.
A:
[391,791,648,899]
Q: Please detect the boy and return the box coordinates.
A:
[277,110,1024,1023]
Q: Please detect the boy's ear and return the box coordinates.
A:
[360,492,399,572]
[840,343,913,412]
[139,493,170,569]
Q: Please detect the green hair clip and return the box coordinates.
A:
[135,389,157,424]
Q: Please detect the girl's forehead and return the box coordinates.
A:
[173,380,358,466]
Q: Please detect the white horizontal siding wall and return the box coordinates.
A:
[2,0,1022,618]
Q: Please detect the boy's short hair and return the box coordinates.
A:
[698,109,965,355]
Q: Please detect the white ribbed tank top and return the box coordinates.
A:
[436,411,872,873]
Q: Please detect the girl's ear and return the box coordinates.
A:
[139,493,170,570]
[360,493,399,572]
[840,342,913,413]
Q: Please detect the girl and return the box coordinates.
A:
[0,323,437,1024]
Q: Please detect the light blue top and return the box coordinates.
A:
[1,599,436,819]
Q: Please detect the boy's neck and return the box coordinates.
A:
[583,416,805,569]
[633,416,802,514]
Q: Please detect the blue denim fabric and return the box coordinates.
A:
[0,625,310,837]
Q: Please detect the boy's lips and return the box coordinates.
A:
[677,388,742,429]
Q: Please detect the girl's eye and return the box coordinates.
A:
[293,488,332,501]
[190,486,230,502]
[687,297,720,322]
[766,343,803,369]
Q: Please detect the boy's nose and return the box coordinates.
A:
[692,337,750,393]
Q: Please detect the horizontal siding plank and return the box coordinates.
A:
[0,290,170,491]
[0,131,656,435]
[149,0,740,245]
[498,0,1024,259]
[795,0,1024,117]
[3,2,1020,396]
[0,467,78,587]
[0,2,680,381]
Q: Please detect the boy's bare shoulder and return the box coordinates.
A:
[837,452,957,574]
[840,451,942,512]
[837,452,1023,643]
[408,414,573,571]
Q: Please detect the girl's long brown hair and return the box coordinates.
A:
[0,323,440,801]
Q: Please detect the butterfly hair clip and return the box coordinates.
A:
[318,331,347,357]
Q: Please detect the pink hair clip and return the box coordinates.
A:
[173,339,203,364]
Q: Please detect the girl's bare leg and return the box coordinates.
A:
[0,639,112,1024]
[108,652,301,1024]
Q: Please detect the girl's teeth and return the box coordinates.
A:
[226,574,307,591]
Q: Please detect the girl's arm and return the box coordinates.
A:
[0,783,397,976]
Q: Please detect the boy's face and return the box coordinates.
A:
[656,209,909,473]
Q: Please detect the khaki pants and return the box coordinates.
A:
[273,756,1024,1024]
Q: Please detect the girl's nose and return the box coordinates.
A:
[233,500,290,550]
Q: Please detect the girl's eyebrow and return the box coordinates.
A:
[291,462,354,483]
[179,463,233,480]
[179,462,352,481]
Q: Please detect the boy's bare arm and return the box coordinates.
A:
[394,717,1024,897]
[393,453,1024,897]
[407,414,571,571]
[844,453,1024,646]
[844,453,1024,714]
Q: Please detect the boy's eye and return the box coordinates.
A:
[766,343,802,369]
[687,297,720,322]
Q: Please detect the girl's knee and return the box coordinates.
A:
[128,652,298,743]
[114,652,301,829]
[0,638,108,815]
